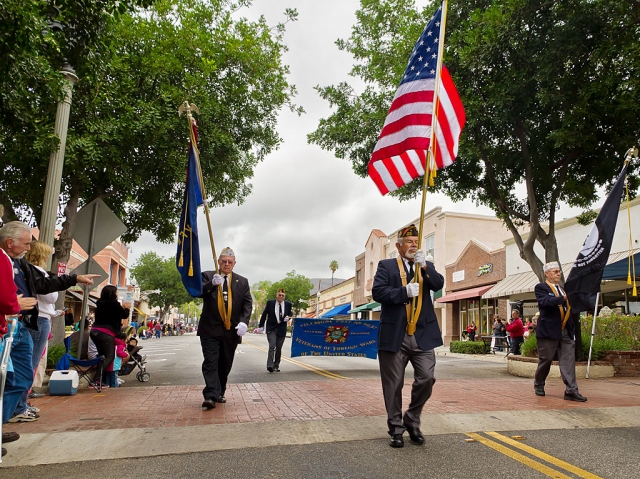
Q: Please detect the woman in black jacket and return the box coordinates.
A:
[90,285,129,385]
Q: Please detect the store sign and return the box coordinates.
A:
[478,263,493,277]
[452,270,465,282]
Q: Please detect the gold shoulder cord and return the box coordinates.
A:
[396,257,412,327]
[545,281,571,330]
[217,273,233,330]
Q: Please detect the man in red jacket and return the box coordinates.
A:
[506,309,525,355]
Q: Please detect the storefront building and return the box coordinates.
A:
[436,239,508,340]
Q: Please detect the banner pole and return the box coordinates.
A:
[585,292,599,379]
[180,102,219,274]
[409,0,449,327]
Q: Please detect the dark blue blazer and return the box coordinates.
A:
[372,259,444,353]
[534,282,575,340]
[259,299,293,338]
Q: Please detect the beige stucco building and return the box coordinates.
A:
[354,207,512,344]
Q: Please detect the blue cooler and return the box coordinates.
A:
[49,370,79,395]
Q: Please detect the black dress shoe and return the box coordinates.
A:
[215,396,226,403]
[389,434,404,448]
[201,399,216,410]
[564,392,587,402]
[2,447,6,457]
[2,431,20,443]
[274,366,280,372]
[267,366,274,373]
[406,427,424,445]
[534,387,545,397]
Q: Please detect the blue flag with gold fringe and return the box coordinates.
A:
[176,122,204,296]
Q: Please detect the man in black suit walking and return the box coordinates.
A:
[258,288,292,372]
[197,247,252,410]
[534,261,586,402]
[372,224,445,448]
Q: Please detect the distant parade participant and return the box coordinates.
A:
[258,288,292,372]
[372,224,445,448]
[197,247,252,410]
[533,262,587,402]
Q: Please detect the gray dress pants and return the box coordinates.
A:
[378,332,436,435]
[267,330,285,369]
[534,328,579,394]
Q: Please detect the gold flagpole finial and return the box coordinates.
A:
[624,146,638,165]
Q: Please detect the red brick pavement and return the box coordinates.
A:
[11,377,640,434]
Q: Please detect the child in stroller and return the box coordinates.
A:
[119,336,150,382]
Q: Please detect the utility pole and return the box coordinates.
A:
[40,62,78,270]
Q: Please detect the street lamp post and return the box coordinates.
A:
[40,62,79,270]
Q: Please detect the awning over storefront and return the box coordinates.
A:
[66,290,97,308]
[348,301,380,314]
[321,304,352,318]
[483,249,640,300]
[602,250,640,280]
[436,285,495,303]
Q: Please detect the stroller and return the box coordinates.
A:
[119,337,150,382]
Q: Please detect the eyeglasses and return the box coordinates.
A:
[219,260,234,265]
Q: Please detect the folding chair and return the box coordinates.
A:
[55,336,105,393]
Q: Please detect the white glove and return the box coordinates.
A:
[235,322,248,336]
[212,274,224,286]
[283,316,291,322]
[406,283,420,298]
[257,327,264,334]
[425,253,434,263]
[413,250,426,267]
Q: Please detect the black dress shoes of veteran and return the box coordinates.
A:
[389,434,404,448]
[406,427,425,445]
[534,386,545,397]
[564,392,587,402]
[202,399,216,410]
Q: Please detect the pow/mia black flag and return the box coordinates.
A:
[564,162,630,312]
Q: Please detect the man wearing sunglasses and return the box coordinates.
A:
[197,247,252,410]
[258,288,292,373]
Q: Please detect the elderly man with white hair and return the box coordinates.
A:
[533,261,586,402]
[0,220,99,426]
[196,247,252,410]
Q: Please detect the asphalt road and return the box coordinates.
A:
[5,427,638,478]
[121,332,509,388]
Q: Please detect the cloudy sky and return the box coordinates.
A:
[129,0,592,286]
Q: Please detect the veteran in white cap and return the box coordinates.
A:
[533,261,586,402]
[197,247,252,410]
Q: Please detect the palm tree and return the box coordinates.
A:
[329,260,339,285]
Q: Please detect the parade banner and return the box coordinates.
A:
[291,319,380,359]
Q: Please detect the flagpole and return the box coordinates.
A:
[179,102,220,274]
[410,0,449,325]
[585,293,599,379]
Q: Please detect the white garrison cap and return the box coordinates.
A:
[543,261,560,272]
[220,247,235,257]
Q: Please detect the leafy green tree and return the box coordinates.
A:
[250,279,273,325]
[178,300,202,323]
[130,251,193,320]
[309,0,640,281]
[329,260,339,285]
[1,0,301,268]
[266,270,313,316]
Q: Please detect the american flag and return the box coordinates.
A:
[368,4,465,195]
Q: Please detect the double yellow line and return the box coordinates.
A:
[243,341,350,380]
[465,432,601,479]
